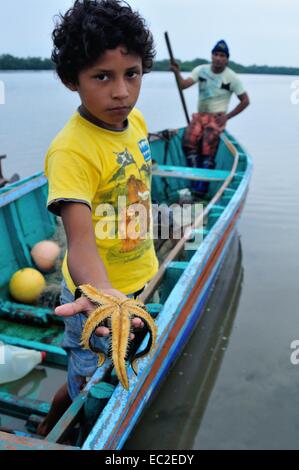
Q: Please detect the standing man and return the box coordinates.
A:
[171,40,250,195]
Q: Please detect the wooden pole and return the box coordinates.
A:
[164,32,190,125]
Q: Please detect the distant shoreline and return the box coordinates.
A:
[152,59,299,76]
[1,54,299,76]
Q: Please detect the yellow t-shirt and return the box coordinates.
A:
[44,108,159,295]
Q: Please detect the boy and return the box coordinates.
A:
[38,0,158,436]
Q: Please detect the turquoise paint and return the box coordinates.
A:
[146,303,163,318]
[0,391,50,418]
[0,174,56,299]
[0,129,252,450]
[0,300,53,325]
[0,317,63,345]
[153,164,230,181]
[0,334,67,366]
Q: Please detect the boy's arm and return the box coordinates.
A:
[60,202,113,292]
[55,202,143,334]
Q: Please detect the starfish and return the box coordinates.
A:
[76,284,157,390]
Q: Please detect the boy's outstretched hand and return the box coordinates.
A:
[55,287,144,338]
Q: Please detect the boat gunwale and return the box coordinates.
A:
[0,172,45,208]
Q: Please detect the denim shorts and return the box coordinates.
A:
[60,279,143,400]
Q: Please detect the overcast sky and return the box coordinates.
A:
[0,0,298,67]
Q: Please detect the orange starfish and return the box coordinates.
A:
[77,284,157,390]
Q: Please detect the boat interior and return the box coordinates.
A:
[0,128,248,446]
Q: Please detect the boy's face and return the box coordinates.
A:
[70,46,143,128]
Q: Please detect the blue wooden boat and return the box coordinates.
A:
[0,129,252,450]
[125,231,243,450]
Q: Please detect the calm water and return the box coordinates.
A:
[0,71,299,449]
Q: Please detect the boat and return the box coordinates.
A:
[0,128,252,450]
[0,155,20,188]
[125,232,243,450]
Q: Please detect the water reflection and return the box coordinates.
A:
[125,232,243,450]
[0,367,47,400]
[0,365,65,432]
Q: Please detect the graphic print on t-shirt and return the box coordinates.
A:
[98,146,152,263]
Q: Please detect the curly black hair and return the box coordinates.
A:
[52,0,156,85]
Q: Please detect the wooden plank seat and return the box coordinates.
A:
[152,164,230,181]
